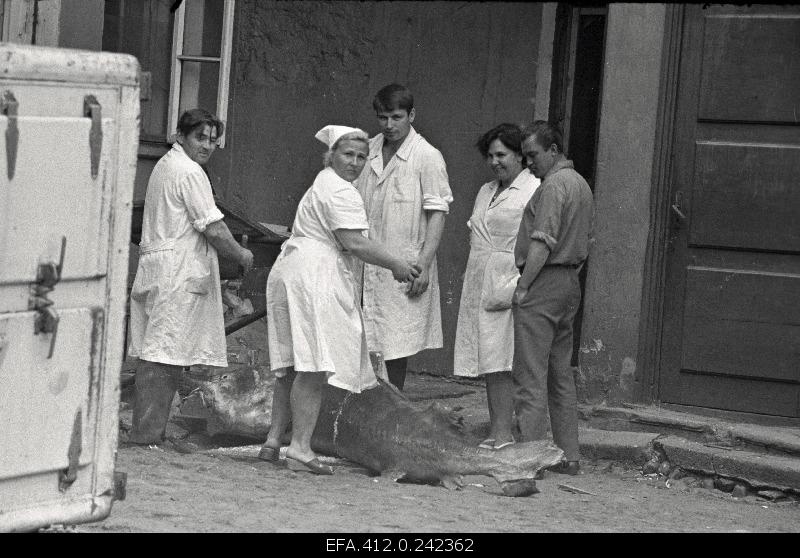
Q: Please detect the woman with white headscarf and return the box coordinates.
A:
[259,125,420,475]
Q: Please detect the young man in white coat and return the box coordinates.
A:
[356,84,453,390]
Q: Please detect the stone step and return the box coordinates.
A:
[581,405,800,459]
[578,427,800,495]
[655,435,800,495]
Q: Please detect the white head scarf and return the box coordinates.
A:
[315,125,367,148]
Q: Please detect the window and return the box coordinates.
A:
[102,0,234,148]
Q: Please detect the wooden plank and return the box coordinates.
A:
[699,13,800,123]
[689,142,800,252]
[682,315,799,383]
[1,0,34,44]
[684,268,800,324]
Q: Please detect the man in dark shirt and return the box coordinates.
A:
[512,121,594,475]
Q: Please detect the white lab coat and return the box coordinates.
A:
[356,127,453,360]
[266,167,377,393]
[453,169,539,376]
[128,144,227,367]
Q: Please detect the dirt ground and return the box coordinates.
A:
[71,373,800,534]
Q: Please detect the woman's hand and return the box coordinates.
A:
[407,265,430,297]
[391,260,421,283]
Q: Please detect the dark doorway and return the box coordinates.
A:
[549,4,607,364]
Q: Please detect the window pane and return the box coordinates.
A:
[182,0,224,57]
[179,61,220,120]
[102,0,174,141]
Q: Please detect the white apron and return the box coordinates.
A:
[128,145,227,367]
[453,170,539,377]
[266,168,377,393]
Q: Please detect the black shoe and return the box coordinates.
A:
[548,460,581,476]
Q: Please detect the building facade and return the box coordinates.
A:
[4,1,797,419]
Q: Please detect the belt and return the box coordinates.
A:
[517,262,582,274]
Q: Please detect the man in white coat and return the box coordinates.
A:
[126,109,254,445]
[356,84,453,390]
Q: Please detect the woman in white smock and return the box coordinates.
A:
[454,123,539,450]
[260,125,420,475]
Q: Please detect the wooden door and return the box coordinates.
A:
[659,5,800,416]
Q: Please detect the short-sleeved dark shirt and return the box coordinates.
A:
[514,158,594,269]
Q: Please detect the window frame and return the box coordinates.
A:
[166,0,235,148]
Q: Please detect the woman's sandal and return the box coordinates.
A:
[492,440,515,450]
[285,456,334,476]
[257,445,283,463]
[478,438,496,450]
[547,460,581,476]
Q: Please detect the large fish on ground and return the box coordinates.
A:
[181,367,564,497]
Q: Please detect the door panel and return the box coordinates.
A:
[691,142,800,251]
[0,307,102,479]
[0,116,112,284]
[659,5,800,417]
[698,15,800,122]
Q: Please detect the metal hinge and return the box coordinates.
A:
[58,410,83,492]
[2,90,18,180]
[30,236,66,358]
[84,95,102,179]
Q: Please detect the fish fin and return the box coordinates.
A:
[422,402,465,433]
[441,475,463,491]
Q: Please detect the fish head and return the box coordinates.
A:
[485,440,565,484]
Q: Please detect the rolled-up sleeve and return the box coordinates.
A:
[326,185,370,231]
[420,149,453,213]
[180,168,225,232]
[530,182,566,252]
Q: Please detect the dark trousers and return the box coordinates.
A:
[385,357,408,391]
[511,266,581,461]
[128,360,183,444]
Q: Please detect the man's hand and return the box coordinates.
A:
[513,283,528,306]
[407,265,430,297]
[239,248,254,276]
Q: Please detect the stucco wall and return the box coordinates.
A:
[578,4,666,403]
[211,0,545,374]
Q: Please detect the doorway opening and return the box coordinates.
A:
[549,4,607,365]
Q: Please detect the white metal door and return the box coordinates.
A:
[0,44,139,532]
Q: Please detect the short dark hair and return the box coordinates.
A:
[522,120,564,154]
[177,108,224,138]
[372,83,414,114]
[476,123,525,160]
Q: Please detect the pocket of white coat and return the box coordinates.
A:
[482,252,519,311]
[129,271,149,302]
[130,250,167,301]
[389,175,415,203]
[183,258,212,295]
[483,274,518,311]
[184,275,211,295]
